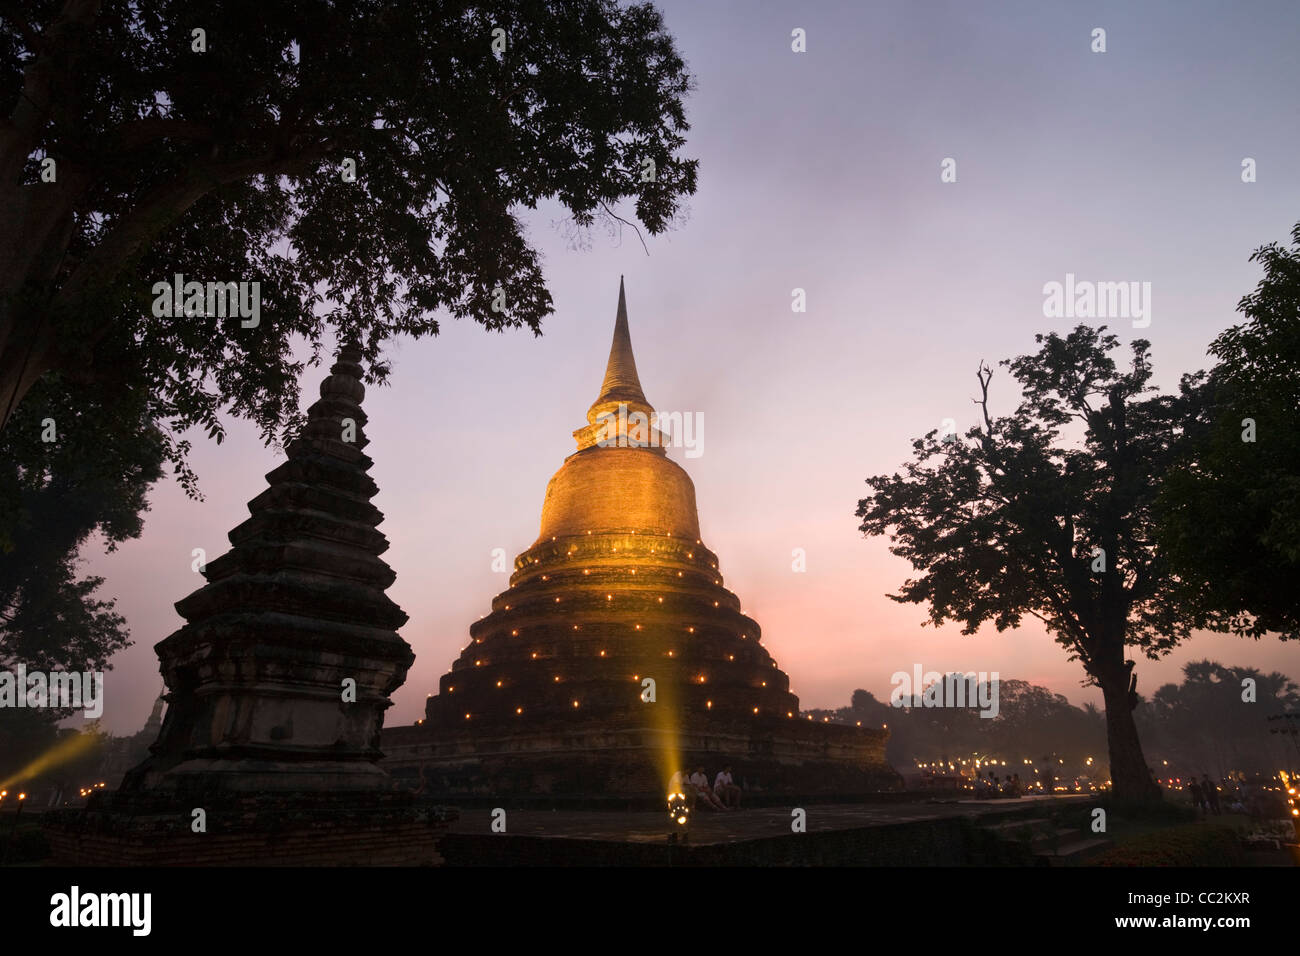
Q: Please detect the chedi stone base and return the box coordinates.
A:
[382,718,899,799]
[43,790,455,866]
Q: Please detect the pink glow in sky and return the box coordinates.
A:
[84,0,1300,733]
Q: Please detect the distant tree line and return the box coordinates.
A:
[810,663,1297,781]
[1135,661,1300,780]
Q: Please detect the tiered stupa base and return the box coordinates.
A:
[381,717,899,800]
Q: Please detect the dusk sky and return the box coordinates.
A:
[85,0,1300,734]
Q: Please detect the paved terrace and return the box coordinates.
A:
[447,794,1090,843]
[440,794,1097,864]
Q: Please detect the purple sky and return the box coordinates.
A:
[84,0,1300,734]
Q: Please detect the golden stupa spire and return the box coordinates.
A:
[589,276,650,416]
[581,277,658,444]
[551,278,698,536]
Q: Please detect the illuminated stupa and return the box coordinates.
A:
[383,281,897,798]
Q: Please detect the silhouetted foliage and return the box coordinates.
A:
[823,680,1107,778]
[1136,660,1300,778]
[1157,222,1300,640]
[0,374,155,734]
[1,2,698,439]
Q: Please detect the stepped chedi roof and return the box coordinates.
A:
[51,347,453,866]
[124,342,415,794]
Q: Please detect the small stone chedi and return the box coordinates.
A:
[123,342,412,793]
[382,282,899,797]
[46,345,449,864]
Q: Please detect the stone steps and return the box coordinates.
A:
[1033,833,1112,865]
[978,815,1112,865]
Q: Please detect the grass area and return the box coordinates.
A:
[0,819,51,866]
[1090,823,1246,866]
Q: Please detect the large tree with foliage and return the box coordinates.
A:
[857,326,1203,802]
[0,374,159,655]
[1157,223,1300,641]
[0,0,696,434]
[0,370,162,770]
[0,0,697,670]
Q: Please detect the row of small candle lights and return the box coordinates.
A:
[442,701,887,724]
[913,756,1109,791]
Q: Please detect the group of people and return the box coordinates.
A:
[669,765,742,811]
[1162,773,1287,819]
[1187,774,1223,816]
[974,770,1024,799]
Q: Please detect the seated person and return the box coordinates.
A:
[714,765,742,809]
[688,766,727,810]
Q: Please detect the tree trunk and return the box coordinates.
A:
[1099,671,1162,803]
[0,305,54,432]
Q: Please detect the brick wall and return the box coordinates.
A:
[45,821,445,866]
